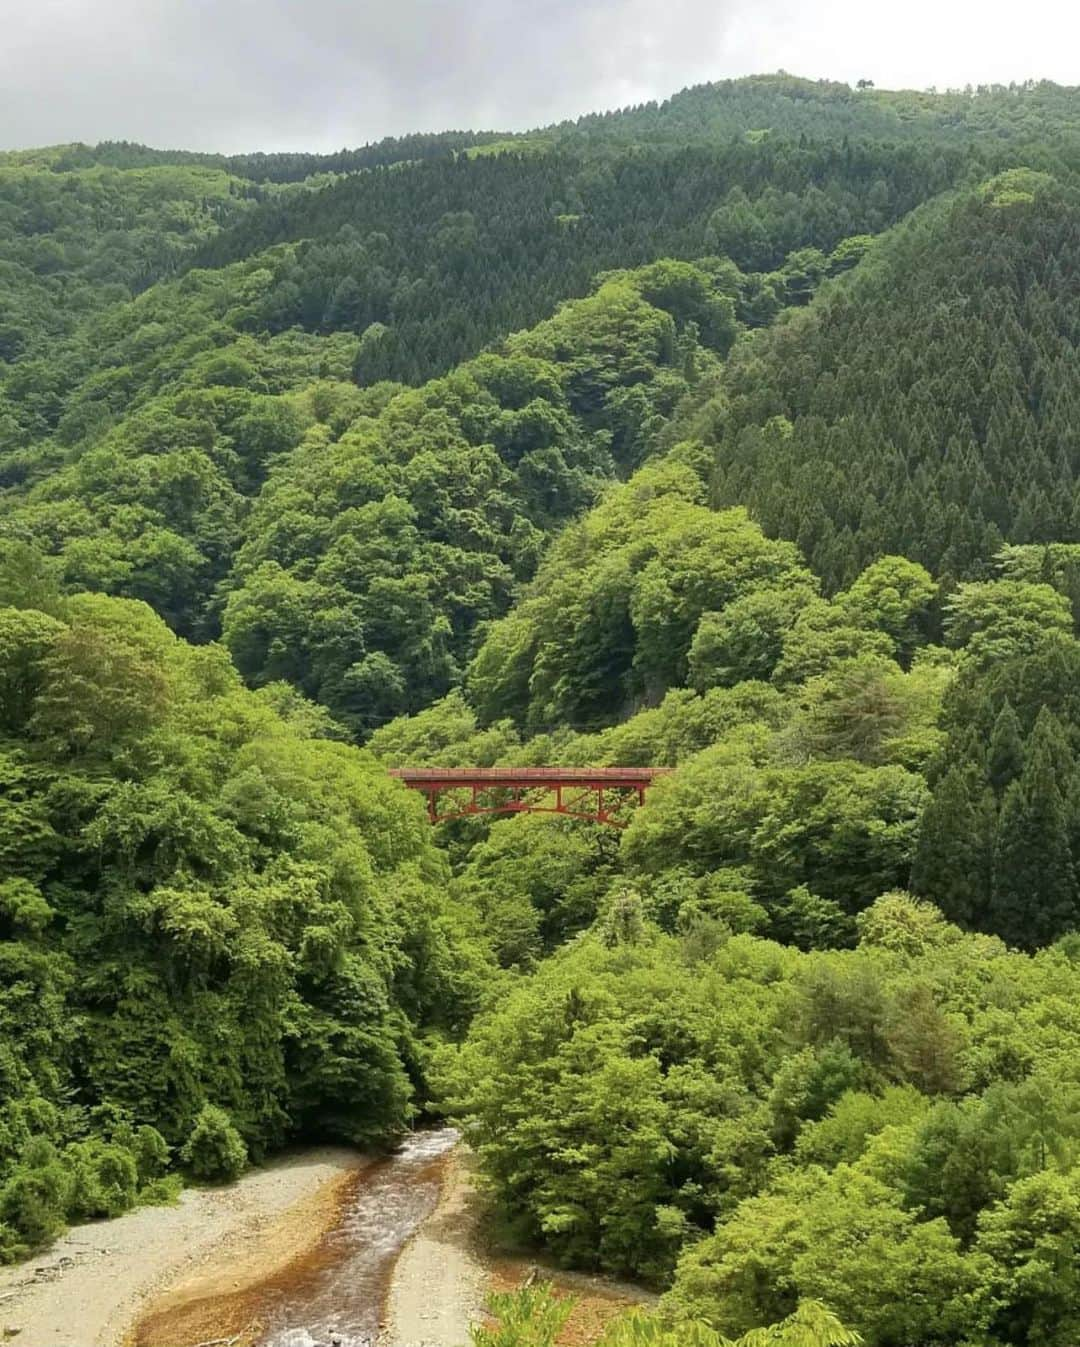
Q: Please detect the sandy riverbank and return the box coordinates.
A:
[0,1146,365,1347]
[0,1139,654,1347]
[379,1149,487,1347]
[380,1150,656,1347]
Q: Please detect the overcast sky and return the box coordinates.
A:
[2,0,1078,154]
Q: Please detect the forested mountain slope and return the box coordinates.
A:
[1,257,736,728]
[702,169,1080,587]
[18,73,1080,178]
[0,129,509,182]
[562,73,1080,149]
[187,138,963,387]
[0,162,255,366]
[173,74,1080,386]
[9,71,1080,1347]
[0,577,489,1259]
[12,165,1080,741]
[360,155,1080,1347]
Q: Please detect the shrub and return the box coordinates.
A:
[65,1139,139,1220]
[0,1139,72,1253]
[180,1105,248,1181]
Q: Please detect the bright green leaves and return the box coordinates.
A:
[623,745,925,916]
[0,588,489,1257]
[669,1164,988,1345]
[0,878,53,937]
[474,1287,861,1347]
[180,1104,247,1182]
[447,905,1080,1342]
[0,607,65,733]
[28,592,177,756]
[469,462,813,732]
[944,580,1073,668]
[4,248,729,736]
[455,814,618,968]
[975,1169,1080,1346]
[835,557,937,664]
[470,1286,577,1347]
[219,270,720,734]
[690,587,817,690]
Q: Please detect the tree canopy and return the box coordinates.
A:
[11,72,1080,1347]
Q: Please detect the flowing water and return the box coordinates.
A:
[249,1127,459,1347]
[132,1124,650,1347]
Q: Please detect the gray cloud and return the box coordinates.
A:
[1,0,1077,153]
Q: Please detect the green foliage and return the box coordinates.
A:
[703,177,1080,589]
[469,462,813,731]
[470,1286,576,1347]
[689,586,817,690]
[975,1169,1080,1346]
[1,247,729,728]
[835,558,937,663]
[0,585,492,1257]
[217,280,683,733]
[912,638,1080,947]
[455,913,1080,1339]
[623,744,925,915]
[443,901,1080,1341]
[13,74,1080,1339]
[472,1286,861,1347]
[667,1163,989,1345]
[65,1138,139,1219]
[991,708,1078,947]
[944,581,1073,667]
[0,1140,73,1254]
[180,1105,248,1181]
[0,163,253,373]
[455,815,618,968]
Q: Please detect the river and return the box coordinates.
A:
[122,1126,646,1347]
[254,1127,459,1347]
[126,1128,462,1347]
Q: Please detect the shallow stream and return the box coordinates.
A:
[248,1127,458,1347]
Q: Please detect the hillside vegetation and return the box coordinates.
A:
[6,73,1080,1346]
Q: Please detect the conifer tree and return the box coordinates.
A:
[991,708,1079,948]
[988,700,1025,794]
[910,765,995,928]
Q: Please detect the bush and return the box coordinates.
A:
[180,1105,248,1181]
[139,1174,184,1206]
[125,1124,171,1184]
[0,1139,72,1253]
[470,1286,575,1347]
[65,1139,139,1220]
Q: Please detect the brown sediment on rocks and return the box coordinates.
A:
[378,1147,487,1347]
[126,1156,368,1347]
[0,1147,365,1347]
[380,1147,656,1347]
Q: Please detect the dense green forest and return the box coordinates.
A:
[7,72,1080,1346]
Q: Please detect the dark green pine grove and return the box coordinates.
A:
[704,170,1080,589]
[10,72,1080,1347]
[914,644,1080,948]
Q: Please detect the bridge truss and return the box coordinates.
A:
[388,766,671,827]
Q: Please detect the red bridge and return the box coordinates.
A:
[388,766,672,827]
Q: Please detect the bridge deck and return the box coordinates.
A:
[389,766,671,787]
